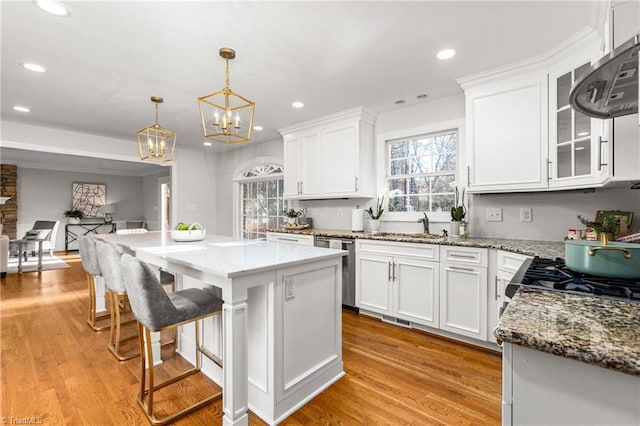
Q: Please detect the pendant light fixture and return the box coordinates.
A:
[198,47,255,144]
[136,96,176,162]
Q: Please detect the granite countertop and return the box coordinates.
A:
[268,228,565,259]
[496,288,640,376]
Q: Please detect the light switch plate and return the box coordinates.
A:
[487,208,503,222]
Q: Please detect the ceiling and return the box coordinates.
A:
[2,1,600,154]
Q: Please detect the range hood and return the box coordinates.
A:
[570,34,640,119]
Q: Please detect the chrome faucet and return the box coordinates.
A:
[417,212,430,234]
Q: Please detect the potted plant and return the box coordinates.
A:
[64,209,85,224]
[449,182,466,236]
[577,213,619,240]
[284,208,304,226]
[366,195,385,234]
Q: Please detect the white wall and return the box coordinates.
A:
[141,172,171,231]
[173,148,217,232]
[470,186,640,242]
[17,167,145,251]
[213,139,284,236]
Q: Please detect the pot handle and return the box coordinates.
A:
[588,246,631,259]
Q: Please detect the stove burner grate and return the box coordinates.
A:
[521,257,640,301]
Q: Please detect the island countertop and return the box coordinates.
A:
[268,228,565,259]
[496,287,640,376]
[102,231,346,279]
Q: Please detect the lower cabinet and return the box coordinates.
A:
[356,240,439,328]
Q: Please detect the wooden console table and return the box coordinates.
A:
[65,222,116,253]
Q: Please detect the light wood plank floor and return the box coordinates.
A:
[1,253,502,425]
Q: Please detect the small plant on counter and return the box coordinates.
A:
[449,182,466,222]
[577,214,618,236]
[284,208,304,218]
[63,209,85,219]
[366,195,386,220]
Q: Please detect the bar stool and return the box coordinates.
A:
[78,236,109,331]
[96,241,139,361]
[120,253,223,425]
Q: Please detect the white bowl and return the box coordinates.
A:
[170,229,206,242]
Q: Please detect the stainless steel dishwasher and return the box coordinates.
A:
[315,236,357,311]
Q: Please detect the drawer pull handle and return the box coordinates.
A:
[449,266,474,272]
[450,254,475,259]
[276,237,299,243]
[495,276,500,300]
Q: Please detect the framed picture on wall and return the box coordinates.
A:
[72,182,106,218]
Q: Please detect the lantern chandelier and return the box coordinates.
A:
[198,47,255,144]
[136,96,176,162]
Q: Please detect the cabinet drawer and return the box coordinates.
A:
[440,245,488,267]
[497,251,530,274]
[356,239,439,261]
[266,232,315,246]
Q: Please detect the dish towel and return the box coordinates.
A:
[329,239,343,250]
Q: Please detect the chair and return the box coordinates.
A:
[78,236,110,331]
[28,220,60,257]
[96,241,139,361]
[120,253,223,425]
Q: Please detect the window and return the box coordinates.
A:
[239,164,285,240]
[386,129,457,213]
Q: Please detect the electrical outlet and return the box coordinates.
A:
[520,207,533,222]
[285,278,295,299]
[486,208,503,222]
[337,209,343,218]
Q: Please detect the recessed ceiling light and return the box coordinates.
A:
[394,100,406,105]
[34,0,70,17]
[13,106,31,112]
[291,101,304,108]
[253,125,263,131]
[416,94,429,100]
[22,63,47,73]
[436,48,456,60]
[203,141,213,147]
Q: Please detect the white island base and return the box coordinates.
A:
[175,257,344,425]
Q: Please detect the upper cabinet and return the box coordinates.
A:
[279,107,376,200]
[459,26,639,194]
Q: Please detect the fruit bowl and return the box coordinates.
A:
[170,223,206,242]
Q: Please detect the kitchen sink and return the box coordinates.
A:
[376,232,444,240]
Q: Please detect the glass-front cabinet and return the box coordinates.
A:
[548,40,608,188]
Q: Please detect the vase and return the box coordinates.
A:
[369,219,381,234]
[287,217,298,226]
[450,220,461,237]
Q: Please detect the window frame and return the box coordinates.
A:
[376,119,464,223]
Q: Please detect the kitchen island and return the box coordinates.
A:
[101,232,346,426]
[496,288,640,425]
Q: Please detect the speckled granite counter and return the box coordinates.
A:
[268,228,565,259]
[496,288,640,376]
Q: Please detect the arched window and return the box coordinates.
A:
[237,162,285,240]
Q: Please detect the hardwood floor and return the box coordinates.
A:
[1,253,502,425]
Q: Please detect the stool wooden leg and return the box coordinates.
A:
[107,292,139,361]
[86,274,109,332]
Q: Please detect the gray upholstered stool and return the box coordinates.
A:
[120,253,223,425]
[78,236,109,331]
[96,241,139,361]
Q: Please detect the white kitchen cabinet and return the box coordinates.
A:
[356,240,439,328]
[487,251,530,345]
[548,39,608,189]
[461,71,549,193]
[266,232,315,246]
[439,246,488,340]
[503,343,640,425]
[279,107,375,200]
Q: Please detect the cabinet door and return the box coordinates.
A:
[439,263,488,340]
[356,253,392,315]
[548,40,607,188]
[301,132,321,196]
[393,257,439,328]
[465,72,549,192]
[487,269,513,344]
[321,120,359,196]
[283,136,302,198]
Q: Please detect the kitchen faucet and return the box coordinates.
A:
[417,212,430,234]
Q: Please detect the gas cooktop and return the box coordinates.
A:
[506,257,640,302]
